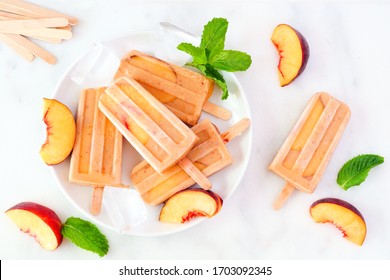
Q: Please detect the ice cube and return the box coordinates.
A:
[154,22,201,66]
[102,187,147,234]
[70,42,120,88]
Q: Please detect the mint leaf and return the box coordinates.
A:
[337,154,384,190]
[214,78,229,100]
[61,217,109,257]
[210,50,252,72]
[177,43,207,65]
[208,40,225,61]
[177,17,251,99]
[197,64,229,100]
[200,18,228,59]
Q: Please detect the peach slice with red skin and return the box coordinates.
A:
[159,189,223,223]
[5,202,63,250]
[310,198,367,246]
[39,98,76,165]
[271,24,310,86]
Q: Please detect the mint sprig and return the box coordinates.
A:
[61,217,109,257]
[337,154,384,190]
[177,18,252,100]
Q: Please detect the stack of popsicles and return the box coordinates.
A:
[68,50,249,215]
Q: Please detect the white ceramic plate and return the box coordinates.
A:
[51,28,252,236]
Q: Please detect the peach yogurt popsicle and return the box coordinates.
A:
[114,50,232,126]
[69,87,124,215]
[269,92,351,209]
[98,76,211,190]
[131,118,250,206]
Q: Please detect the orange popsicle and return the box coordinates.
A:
[269,92,351,209]
[114,50,231,126]
[131,118,250,205]
[69,87,123,215]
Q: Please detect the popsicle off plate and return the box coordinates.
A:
[269,92,351,209]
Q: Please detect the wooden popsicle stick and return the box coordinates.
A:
[177,118,250,190]
[0,17,68,30]
[1,27,72,39]
[1,33,56,63]
[57,24,71,31]
[0,15,16,20]
[273,183,295,210]
[0,0,78,25]
[0,15,68,43]
[0,22,60,43]
[178,157,212,190]
[0,32,33,60]
[202,101,232,120]
[90,186,104,215]
[220,118,250,143]
[0,10,28,19]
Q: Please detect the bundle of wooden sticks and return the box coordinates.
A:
[0,0,77,64]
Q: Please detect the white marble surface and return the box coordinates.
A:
[1,0,390,259]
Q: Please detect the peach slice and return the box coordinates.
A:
[39,98,76,165]
[310,198,367,246]
[159,189,223,223]
[208,190,223,215]
[271,24,310,86]
[5,202,63,250]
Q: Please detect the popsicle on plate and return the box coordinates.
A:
[114,50,231,126]
[269,92,351,210]
[131,118,250,206]
[69,87,124,215]
[99,76,211,190]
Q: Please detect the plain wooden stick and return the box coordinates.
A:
[0,0,78,24]
[0,14,67,43]
[202,101,232,120]
[0,14,17,20]
[1,27,72,39]
[0,22,62,42]
[57,24,71,31]
[0,17,68,30]
[0,32,33,60]
[0,33,56,63]
[0,10,28,19]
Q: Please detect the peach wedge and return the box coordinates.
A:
[5,202,63,250]
[159,189,223,223]
[310,198,367,246]
[40,98,76,165]
[271,24,309,86]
